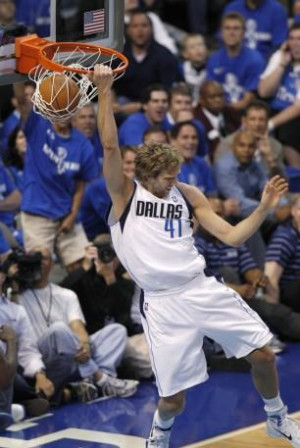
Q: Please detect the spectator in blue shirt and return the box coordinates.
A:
[119,84,170,146]
[170,121,217,195]
[13,84,98,271]
[259,23,300,168]
[206,12,265,110]
[166,83,208,157]
[265,194,300,312]
[223,0,288,62]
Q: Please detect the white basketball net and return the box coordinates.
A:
[29,45,125,122]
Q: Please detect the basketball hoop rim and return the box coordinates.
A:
[39,41,129,75]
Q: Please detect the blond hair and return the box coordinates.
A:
[135,143,183,182]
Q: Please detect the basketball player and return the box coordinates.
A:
[91,65,300,447]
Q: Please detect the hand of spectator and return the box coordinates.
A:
[7,263,18,279]
[35,372,55,398]
[279,42,292,68]
[94,259,117,285]
[222,198,240,217]
[57,213,76,235]
[260,175,288,210]
[236,283,257,300]
[90,64,114,94]
[0,325,17,343]
[74,343,91,363]
[82,245,99,271]
[252,274,269,289]
[274,204,291,222]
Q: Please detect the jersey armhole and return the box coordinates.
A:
[106,182,137,231]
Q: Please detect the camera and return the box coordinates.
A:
[2,249,43,288]
[95,243,116,264]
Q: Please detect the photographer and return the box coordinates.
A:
[61,237,153,380]
[13,246,139,400]
[0,264,50,430]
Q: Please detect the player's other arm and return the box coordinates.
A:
[92,65,134,219]
[264,261,283,303]
[179,175,288,246]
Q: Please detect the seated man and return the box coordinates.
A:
[14,247,139,400]
[265,194,300,313]
[61,238,152,380]
[215,99,286,178]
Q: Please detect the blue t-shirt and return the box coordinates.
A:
[16,0,50,37]
[268,63,300,111]
[118,112,171,146]
[22,111,98,219]
[265,220,300,287]
[0,228,10,255]
[0,163,18,228]
[79,176,110,240]
[206,45,265,105]
[223,0,287,62]
[177,156,217,195]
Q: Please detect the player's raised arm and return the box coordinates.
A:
[92,65,133,206]
[180,175,289,246]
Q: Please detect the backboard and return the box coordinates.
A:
[0,0,125,85]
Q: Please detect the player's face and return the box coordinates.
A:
[243,108,268,136]
[221,19,244,48]
[73,106,96,138]
[144,91,169,124]
[232,133,256,165]
[170,94,193,119]
[200,84,224,114]
[122,150,136,179]
[288,29,300,61]
[126,13,153,47]
[183,36,207,65]
[148,169,179,198]
[171,125,198,161]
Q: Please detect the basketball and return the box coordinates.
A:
[38,74,80,114]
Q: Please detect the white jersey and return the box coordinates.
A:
[108,181,206,292]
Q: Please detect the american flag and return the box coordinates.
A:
[83,9,105,36]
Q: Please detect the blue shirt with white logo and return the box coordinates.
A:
[22,111,98,219]
[223,0,287,62]
[206,45,265,105]
[268,64,300,111]
[0,163,18,228]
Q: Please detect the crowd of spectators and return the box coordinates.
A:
[1,0,300,431]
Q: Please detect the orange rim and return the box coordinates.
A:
[38,41,129,75]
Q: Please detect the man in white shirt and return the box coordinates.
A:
[16,247,139,400]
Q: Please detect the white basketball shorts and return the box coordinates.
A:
[140,272,272,397]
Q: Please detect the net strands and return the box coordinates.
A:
[29,44,125,122]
